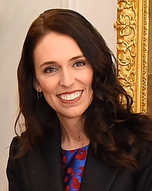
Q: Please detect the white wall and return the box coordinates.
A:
[0,0,117,190]
[69,0,117,55]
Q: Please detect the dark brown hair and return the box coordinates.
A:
[16,9,152,171]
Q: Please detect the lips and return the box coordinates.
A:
[57,90,82,101]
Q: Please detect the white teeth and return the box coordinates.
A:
[59,91,82,101]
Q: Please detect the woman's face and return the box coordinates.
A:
[34,32,93,120]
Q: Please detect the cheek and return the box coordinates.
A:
[39,79,56,93]
[84,71,93,87]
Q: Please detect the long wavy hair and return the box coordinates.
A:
[16,9,152,171]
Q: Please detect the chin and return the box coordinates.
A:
[58,110,85,120]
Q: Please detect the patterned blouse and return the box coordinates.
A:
[62,145,89,191]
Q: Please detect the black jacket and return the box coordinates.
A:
[7,135,152,191]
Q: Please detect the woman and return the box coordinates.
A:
[7,9,152,191]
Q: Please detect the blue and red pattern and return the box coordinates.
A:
[62,145,89,191]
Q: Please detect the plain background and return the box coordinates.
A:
[0,0,117,190]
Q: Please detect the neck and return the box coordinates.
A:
[58,115,89,150]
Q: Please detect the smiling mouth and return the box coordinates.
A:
[57,91,83,101]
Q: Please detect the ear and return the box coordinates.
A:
[33,79,42,92]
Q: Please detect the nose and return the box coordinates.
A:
[59,68,75,87]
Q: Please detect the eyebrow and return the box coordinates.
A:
[69,54,85,61]
[39,54,85,68]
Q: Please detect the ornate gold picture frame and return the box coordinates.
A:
[116,0,149,113]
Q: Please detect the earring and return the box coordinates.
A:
[37,91,42,99]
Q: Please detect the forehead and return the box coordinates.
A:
[34,32,83,61]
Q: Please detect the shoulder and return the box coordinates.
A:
[8,131,61,158]
[134,143,152,190]
[130,114,152,163]
[10,136,20,146]
[9,136,21,157]
[137,142,152,165]
[7,137,23,189]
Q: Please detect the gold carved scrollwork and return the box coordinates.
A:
[115,0,149,113]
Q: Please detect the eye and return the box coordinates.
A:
[43,67,58,73]
[73,61,85,67]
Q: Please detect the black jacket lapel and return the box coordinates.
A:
[80,148,120,191]
[26,132,64,191]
